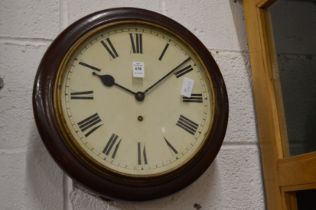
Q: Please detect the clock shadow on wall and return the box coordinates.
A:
[32,7,228,201]
[71,161,220,208]
[26,124,64,209]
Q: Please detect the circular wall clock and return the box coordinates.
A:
[33,7,228,201]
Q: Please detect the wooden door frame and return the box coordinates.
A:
[244,0,316,209]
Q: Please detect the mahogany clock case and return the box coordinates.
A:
[32,8,228,201]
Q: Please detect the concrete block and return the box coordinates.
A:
[69,146,264,210]
[162,0,248,51]
[212,51,257,144]
[0,0,60,39]
[0,133,64,210]
[0,41,48,149]
[65,0,247,51]
[0,1,265,209]
[66,0,161,27]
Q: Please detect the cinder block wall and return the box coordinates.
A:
[0,1,265,209]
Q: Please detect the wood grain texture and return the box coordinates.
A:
[243,1,283,209]
[279,152,316,187]
[244,1,316,209]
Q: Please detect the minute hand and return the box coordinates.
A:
[144,57,191,94]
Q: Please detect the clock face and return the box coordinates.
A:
[34,8,228,200]
[55,23,214,177]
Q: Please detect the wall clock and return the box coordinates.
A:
[33,7,228,201]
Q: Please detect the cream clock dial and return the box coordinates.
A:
[57,24,213,176]
[33,8,228,200]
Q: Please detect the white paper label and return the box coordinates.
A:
[181,77,194,97]
[132,61,145,78]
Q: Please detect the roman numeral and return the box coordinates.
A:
[70,91,94,100]
[103,133,122,159]
[176,115,199,135]
[79,62,101,72]
[77,113,102,137]
[130,33,143,54]
[164,137,178,154]
[183,93,203,103]
[174,65,193,78]
[158,43,169,60]
[101,38,119,59]
[137,142,148,165]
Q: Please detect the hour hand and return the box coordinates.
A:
[92,72,145,101]
[93,72,135,94]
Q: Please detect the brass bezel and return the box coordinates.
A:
[53,20,216,178]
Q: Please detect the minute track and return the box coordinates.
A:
[62,26,210,176]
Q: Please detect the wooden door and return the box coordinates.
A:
[244,0,316,209]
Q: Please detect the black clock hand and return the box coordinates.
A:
[93,72,146,102]
[92,72,137,95]
[92,57,190,101]
[144,57,191,94]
